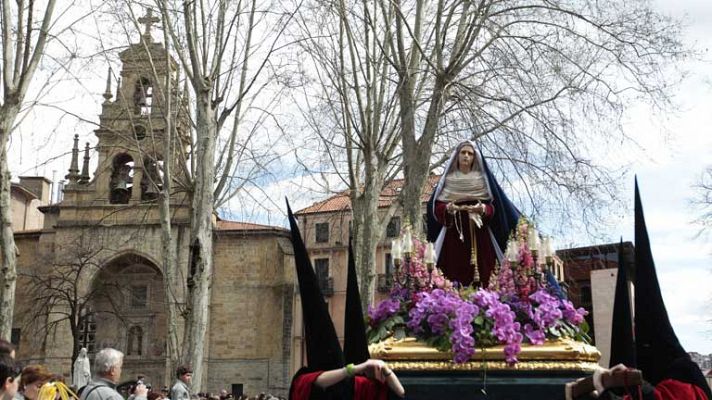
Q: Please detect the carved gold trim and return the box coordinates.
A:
[384,360,602,372]
[369,337,601,372]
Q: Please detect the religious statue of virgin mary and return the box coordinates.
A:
[426,141,520,287]
[73,347,91,390]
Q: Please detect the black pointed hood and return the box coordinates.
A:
[286,199,344,371]
[633,181,710,398]
[343,237,370,365]
[609,240,635,368]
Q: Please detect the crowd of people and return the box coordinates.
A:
[0,340,292,400]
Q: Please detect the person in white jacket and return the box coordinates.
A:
[169,366,192,400]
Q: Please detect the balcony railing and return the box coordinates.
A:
[318,277,334,297]
[377,273,393,293]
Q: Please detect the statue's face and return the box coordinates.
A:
[457,145,475,173]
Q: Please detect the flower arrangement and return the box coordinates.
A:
[366,217,589,364]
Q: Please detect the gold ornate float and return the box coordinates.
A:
[370,337,601,372]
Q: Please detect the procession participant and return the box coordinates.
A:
[566,182,710,400]
[286,201,405,399]
[621,183,710,399]
[426,140,519,287]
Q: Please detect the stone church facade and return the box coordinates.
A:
[10,22,299,397]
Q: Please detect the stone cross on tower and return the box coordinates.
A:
[138,8,160,41]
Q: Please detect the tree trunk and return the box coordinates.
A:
[0,106,20,340]
[350,165,387,310]
[351,194,378,310]
[159,132,182,374]
[400,77,448,236]
[71,322,80,379]
[182,94,216,392]
[157,47,182,376]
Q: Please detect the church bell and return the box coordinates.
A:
[143,180,159,198]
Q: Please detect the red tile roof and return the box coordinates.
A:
[296,175,440,215]
[215,219,287,232]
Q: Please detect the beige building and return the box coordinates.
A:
[9,21,298,397]
[10,176,52,232]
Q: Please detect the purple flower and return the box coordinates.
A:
[561,300,587,325]
[368,298,400,325]
[407,288,478,363]
[524,323,546,345]
[471,289,500,309]
[529,289,563,329]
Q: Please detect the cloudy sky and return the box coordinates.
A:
[7,1,712,353]
[609,0,712,354]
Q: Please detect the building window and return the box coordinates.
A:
[386,217,401,238]
[10,328,20,349]
[78,310,96,354]
[141,156,163,201]
[580,285,592,305]
[378,253,394,293]
[127,326,143,356]
[231,384,243,398]
[109,154,134,204]
[134,77,153,115]
[314,258,329,282]
[385,253,393,276]
[133,125,146,140]
[315,222,329,243]
[130,285,148,308]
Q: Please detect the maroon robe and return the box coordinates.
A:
[289,370,389,400]
[434,200,496,287]
[617,379,709,400]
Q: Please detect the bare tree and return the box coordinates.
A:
[692,166,712,238]
[18,233,119,373]
[102,1,297,390]
[376,0,687,235]
[291,0,405,306]
[0,0,59,339]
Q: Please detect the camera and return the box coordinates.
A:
[136,380,152,390]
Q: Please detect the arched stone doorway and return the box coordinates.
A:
[88,253,167,385]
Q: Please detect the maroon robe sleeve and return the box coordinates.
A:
[482,203,494,221]
[354,376,389,400]
[434,200,449,225]
[290,371,323,400]
[621,379,709,400]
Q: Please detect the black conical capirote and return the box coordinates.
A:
[633,181,712,398]
[343,237,370,364]
[286,199,344,371]
[609,239,635,368]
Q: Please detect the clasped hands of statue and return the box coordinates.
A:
[446,201,486,215]
[446,201,487,230]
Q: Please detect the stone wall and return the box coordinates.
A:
[206,230,293,396]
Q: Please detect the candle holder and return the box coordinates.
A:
[392,254,435,291]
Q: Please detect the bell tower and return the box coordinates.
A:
[59,8,190,224]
